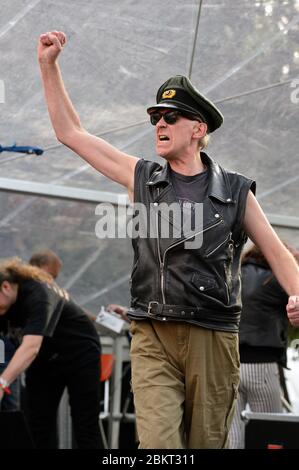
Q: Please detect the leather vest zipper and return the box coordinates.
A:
[155,208,224,303]
[205,232,234,303]
[205,232,232,258]
[224,280,230,305]
[155,188,165,303]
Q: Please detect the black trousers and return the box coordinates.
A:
[25,357,102,449]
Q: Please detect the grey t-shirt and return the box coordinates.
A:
[170,167,209,204]
[170,167,209,232]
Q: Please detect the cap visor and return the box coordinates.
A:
[147,103,197,115]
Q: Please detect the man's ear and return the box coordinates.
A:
[0,281,7,291]
[1,281,12,295]
[193,122,207,138]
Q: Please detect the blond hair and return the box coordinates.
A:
[198,132,210,150]
[0,257,52,286]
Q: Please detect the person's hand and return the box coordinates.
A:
[287,296,299,327]
[107,304,129,322]
[38,31,66,65]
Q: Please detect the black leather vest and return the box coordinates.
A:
[128,153,256,332]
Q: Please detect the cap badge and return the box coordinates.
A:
[162,89,176,99]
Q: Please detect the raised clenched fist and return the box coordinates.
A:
[38,31,67,64]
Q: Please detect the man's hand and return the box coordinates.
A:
[287,295,299,327]
[38,31,66,65]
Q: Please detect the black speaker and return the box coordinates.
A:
[244,411,299,449]
[0,411,35,449]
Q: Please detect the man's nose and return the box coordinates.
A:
[156,116,167,127]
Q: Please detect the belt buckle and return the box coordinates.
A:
[148,301,159,316]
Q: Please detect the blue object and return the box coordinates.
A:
[0,144,44,156]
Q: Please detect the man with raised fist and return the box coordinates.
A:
[37,31,299,449]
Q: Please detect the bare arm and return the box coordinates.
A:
[243,191,299,325]
[0,335,43,386]
[38,32,138,199]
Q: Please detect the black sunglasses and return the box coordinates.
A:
[149,110,200,126]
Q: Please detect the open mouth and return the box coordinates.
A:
[158,135,170,141]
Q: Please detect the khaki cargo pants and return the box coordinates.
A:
[130,320,239,449]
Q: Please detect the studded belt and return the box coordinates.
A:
[131,301,239,324]
[147,301,201,319]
